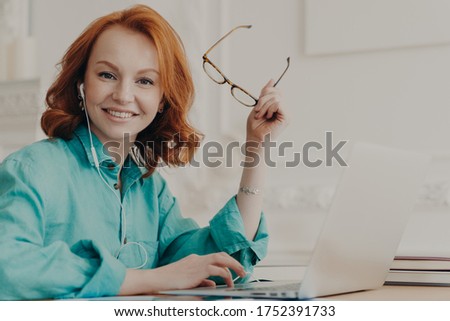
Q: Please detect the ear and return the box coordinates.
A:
[76,80,83,97]
[158,96,166,113]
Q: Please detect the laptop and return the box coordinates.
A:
[160,142,430,299]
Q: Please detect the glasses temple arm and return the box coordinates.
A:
[273,57,291,87]
[204,25,252,56]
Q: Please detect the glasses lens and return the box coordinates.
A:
[203,61,226,84]
[232,87,257,107]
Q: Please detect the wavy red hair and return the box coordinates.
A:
[41,4,201,177]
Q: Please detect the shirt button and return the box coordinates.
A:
[114,183,120,190]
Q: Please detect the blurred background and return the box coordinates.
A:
[2,0,450,265]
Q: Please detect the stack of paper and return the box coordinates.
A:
[385,256,450,286]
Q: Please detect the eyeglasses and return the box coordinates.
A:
[203,25,290,107]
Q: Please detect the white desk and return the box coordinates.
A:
[253,265,450,300]
[83,265,450,301]
[325,285,450,300]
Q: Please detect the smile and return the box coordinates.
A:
[103,108,138,119]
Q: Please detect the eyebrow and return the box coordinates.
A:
[95,60,160,75]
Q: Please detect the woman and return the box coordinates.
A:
[0,4,287,299]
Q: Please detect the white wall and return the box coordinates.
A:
[215,0,450,262]
[3,0,450,264]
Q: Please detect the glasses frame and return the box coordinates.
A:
[203,25,290,107]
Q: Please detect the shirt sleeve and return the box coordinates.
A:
[0,159,127,300]
[155,174,269,281]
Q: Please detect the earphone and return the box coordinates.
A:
[79,83,148,269]
[80,83,99,169]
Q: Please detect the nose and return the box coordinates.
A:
[112,82,134,105]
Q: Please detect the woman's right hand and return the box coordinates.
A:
[119,252,246,295]
[152,252,246,290]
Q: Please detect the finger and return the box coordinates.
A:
[204,253,245,282]
[199,279,216,288]
[209,252,246,277]
[254,92,280,112]
[256,97,280,119]
[206,265,234,287]
[261,79,275,93]
[258,88,280,105]
[257,79,276,102]
[223,267,234,288]
[266,102,281,119]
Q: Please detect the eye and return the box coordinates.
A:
[98,72,116,80]
[137,78,154,86]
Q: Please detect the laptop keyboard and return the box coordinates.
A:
[227,282,301,292]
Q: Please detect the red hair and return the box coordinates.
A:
[41,4,201,177]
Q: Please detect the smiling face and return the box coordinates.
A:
[83,25,163,144]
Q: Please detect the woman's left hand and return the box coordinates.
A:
[246,79,288,142]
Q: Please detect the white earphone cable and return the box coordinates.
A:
[80,84,148,269]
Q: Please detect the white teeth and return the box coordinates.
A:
[106,109,134,119]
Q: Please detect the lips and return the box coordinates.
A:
[102,108,139,119]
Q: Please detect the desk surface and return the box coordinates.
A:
[324,285,450,300]
[86,265,450,301]
[252,265,450,301]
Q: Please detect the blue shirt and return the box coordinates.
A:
[0,123,268,300]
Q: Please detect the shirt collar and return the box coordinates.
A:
[74,122,113,167]
[73,123,148,180]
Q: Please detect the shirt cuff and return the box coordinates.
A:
[209,196,269,265]
[60,240,127,298]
